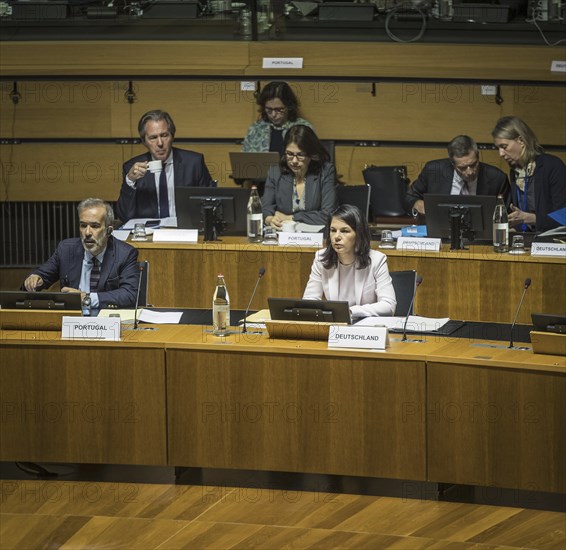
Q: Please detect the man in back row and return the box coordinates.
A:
[117,110,215,223]
[24,198,139,309]
[406,135,509,218]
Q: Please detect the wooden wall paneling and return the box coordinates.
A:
[108,81,257,139]
[501,85,566,146]
[427,362,566,493]
[0,345,168,465]
[247,42,565,82]
[0,81,114,138]
[302,82,505,142]
[167,349,427,480]
[0,41,250,77]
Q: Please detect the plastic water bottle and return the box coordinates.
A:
[212,274,230,336]
[246,185,263,243]
[82,293,91,317]
[492,194,509,253]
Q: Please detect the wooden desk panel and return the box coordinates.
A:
[135,240,566,324]
[167,348,426,480]
[427,362,566,494]
[0,344,167,465]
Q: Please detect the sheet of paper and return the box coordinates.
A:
[98,308,141,322]
[138,309,183,324]
[111,230,131,242]
[355,315,450,332]
[152,229,198,243]
[295,223,325,233]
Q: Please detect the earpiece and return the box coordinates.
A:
[107,226,113,235]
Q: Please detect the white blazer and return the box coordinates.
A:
[303,249,397,319]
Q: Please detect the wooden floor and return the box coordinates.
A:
[1,480,564,549]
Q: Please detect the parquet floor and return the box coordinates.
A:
[1,480,564,549]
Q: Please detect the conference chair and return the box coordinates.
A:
[362,165,413,225]
[337,183,371,220]
[390,270,417,317]
[137,260,149,307]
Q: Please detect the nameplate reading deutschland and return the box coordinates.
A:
[62,316,121,341]
[328,325,388,350]
[531,242,566,258]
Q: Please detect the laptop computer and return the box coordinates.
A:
[229,152,280,180]
[268,297,352,324]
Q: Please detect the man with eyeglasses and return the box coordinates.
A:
[117,110,215,223]
[406,135,509,218]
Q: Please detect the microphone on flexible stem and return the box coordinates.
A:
[401,275,423,342]
[242,267,266,334]
[133,263,144,330]
[509,277,531,349]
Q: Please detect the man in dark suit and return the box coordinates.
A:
[406,135,509,218]
[116,109,215,222]
[24,198,140,309]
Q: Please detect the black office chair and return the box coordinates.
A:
[337,184,371,220]
[390,270,417,317]
[362,165,413,224]
[137,260,149,307]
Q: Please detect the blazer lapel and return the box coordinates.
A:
[354,262,367,306]
[326,265,340,301]
[67,241,84,288]
[98,237,115,289]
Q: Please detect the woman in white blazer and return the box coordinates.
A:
[303,204,397,320]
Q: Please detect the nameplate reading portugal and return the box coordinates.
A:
[328,325,388,350]
[396,236,441,252]
[262,57,304,69]
[152,229,198,243]
[62,316,121,341]
[531,242,566,258]
[278,232,324,247]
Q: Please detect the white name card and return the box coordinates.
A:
[62,316,121,341]
[278,232,324,247]
[328,325,389,350]
[262,57,304,69]
[550,60,566,73]
[531,242,566,257]
[152,229,198,243]
[396,236,441,252]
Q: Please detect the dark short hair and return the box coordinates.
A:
[77,198,114,228]
[257,81,300,122]
[320,204,371,270]
[447,135,478,159]
[279,125,330,175]
[138,110,176,140]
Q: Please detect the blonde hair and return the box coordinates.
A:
[491,116,543,165]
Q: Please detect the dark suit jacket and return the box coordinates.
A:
[117,147,215,222]
[510,153,566,232]
[262,162,338,226]
[406,158,509,210]
[30,236,140,308]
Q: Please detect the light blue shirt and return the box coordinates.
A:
[79,248,106,309]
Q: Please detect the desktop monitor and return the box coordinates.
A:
[424,194,497,242]
[531,313,566,333]
[175,187,251,236]
[268,297,352,324]
[0,291,82,311]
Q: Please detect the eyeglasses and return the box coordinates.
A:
[285,151,307,161]
[265,107,287,114]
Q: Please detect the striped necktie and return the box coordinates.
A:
[90,257,101,292]
[158,165,170,218]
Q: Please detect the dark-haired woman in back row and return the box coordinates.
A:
[243,81,313,154]
[262,125,338,228]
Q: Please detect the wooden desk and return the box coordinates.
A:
[1,325,564,493]
[133,238,566,324]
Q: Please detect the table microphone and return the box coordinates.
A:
[401,275,423,342]
[242,267,266,334]
[509,277,531,349]
[133,263,145,330]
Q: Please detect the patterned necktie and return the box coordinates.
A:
[90,257,101,292]
[460,181,469,195]
[158,166,170,218]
